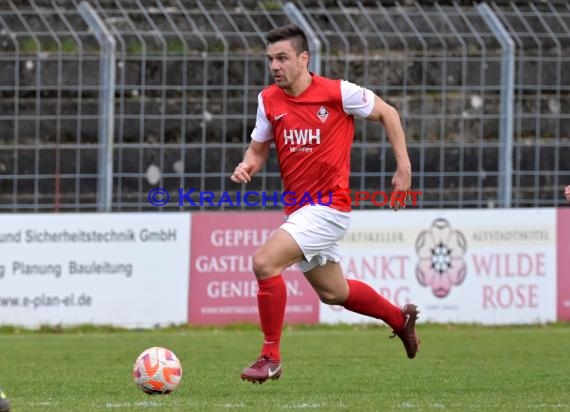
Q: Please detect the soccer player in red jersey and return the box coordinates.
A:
[231,24,420,384]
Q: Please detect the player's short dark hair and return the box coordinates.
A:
[266,24,309,55]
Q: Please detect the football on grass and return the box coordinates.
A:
[132,347,182,394]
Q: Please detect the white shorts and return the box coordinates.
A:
[280,205,351,273]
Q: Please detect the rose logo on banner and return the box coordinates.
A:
[415,218,467,298]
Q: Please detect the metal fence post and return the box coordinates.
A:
[476,3,514,208]
[78,1,116,212]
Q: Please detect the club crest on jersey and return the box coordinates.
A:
[316,106,329,123]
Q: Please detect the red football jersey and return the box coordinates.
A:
[251,74,374,215]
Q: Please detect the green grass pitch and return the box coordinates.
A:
[0,323,569,411]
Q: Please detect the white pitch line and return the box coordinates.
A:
[281,403,324,409]
[105,401,165,408]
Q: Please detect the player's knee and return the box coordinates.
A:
[318,291,345,305]
[252,250,275,279]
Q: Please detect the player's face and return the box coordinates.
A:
[266,39,308,90]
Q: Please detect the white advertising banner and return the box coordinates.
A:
[0,213,190,327]
[320,209,557,325]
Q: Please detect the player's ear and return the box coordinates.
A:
[300,50,309,68]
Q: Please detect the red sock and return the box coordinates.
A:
[342,279,405,331]
[257,275,286,361]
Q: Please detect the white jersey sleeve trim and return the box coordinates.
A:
[251,92,274,142]
[341,80,375,119]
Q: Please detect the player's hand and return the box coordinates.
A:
[231,162,254,184]
[565,185,570,202]
[391,165,412,211]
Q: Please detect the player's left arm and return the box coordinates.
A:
[366,94,412,199]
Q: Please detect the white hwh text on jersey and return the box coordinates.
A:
[283,129,321,145]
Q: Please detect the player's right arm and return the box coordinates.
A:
[231,139,271,183]
[231,92,274,184]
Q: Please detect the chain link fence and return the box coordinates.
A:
[0,0,568,211]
